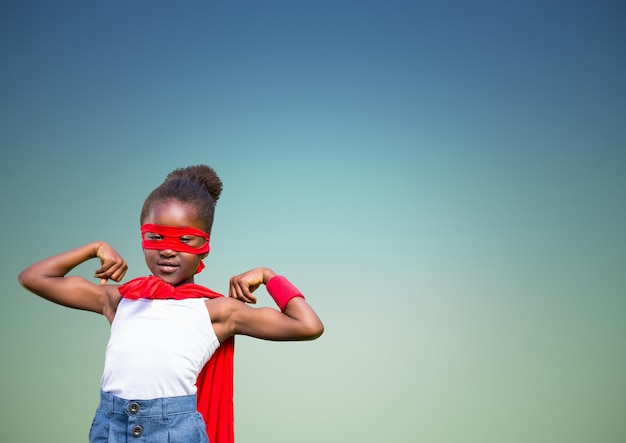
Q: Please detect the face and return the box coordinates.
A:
[141,199,208,286]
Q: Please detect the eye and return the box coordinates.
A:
[180,236,205,247]
[144,233,163,241]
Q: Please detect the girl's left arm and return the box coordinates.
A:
[225,267,324,341]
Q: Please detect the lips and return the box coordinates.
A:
[157,262,179,273]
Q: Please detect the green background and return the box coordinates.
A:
[1,1,624,442]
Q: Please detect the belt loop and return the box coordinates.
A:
[161,397,168,418]
[101,390,114,411]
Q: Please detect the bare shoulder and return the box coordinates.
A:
[204,296,245,324]
[204,296,248,343]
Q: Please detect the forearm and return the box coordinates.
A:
[266,275,324,340]
[19,241,101,285]
[281,297,324,340]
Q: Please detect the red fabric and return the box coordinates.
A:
[265,275,305,311]
[140,224,210,274]
[118,276,235,443]
[141,224,210,254]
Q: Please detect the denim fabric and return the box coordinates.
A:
[89,390,209,443]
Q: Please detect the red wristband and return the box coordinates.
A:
[266,275,305,311]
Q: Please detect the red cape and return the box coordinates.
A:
[118,276,235,443]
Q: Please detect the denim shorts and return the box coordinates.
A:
[89,390,209,443]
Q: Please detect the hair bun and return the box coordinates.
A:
[166,165,223,204]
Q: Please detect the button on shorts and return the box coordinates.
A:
[89,390,209,442]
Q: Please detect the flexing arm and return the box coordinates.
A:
[213,267,324,342]
[18,241,127,322]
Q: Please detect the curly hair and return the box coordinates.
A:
[140,165,223,234]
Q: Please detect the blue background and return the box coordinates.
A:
[1,1,624,441]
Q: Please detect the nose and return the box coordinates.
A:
[159,248,177,257]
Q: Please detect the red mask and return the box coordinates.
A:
[141,223,210,273]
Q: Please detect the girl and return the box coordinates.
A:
[18,165,324,443]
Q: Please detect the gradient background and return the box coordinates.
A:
[1,1,624,442]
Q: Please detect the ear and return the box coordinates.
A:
[200,252,209,259]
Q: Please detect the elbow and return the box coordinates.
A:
[313,319,325,339]
[18,267,42,294]
[303,319,324,341]
[17,269,31,290]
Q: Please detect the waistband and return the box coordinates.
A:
[99,390,198,417]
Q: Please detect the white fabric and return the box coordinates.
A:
[101,298,220,400]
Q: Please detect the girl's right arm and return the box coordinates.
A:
[18,241,127,323]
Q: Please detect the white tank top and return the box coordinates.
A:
[101,297,220,400]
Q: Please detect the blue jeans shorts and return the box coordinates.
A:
[89,390,209,443]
